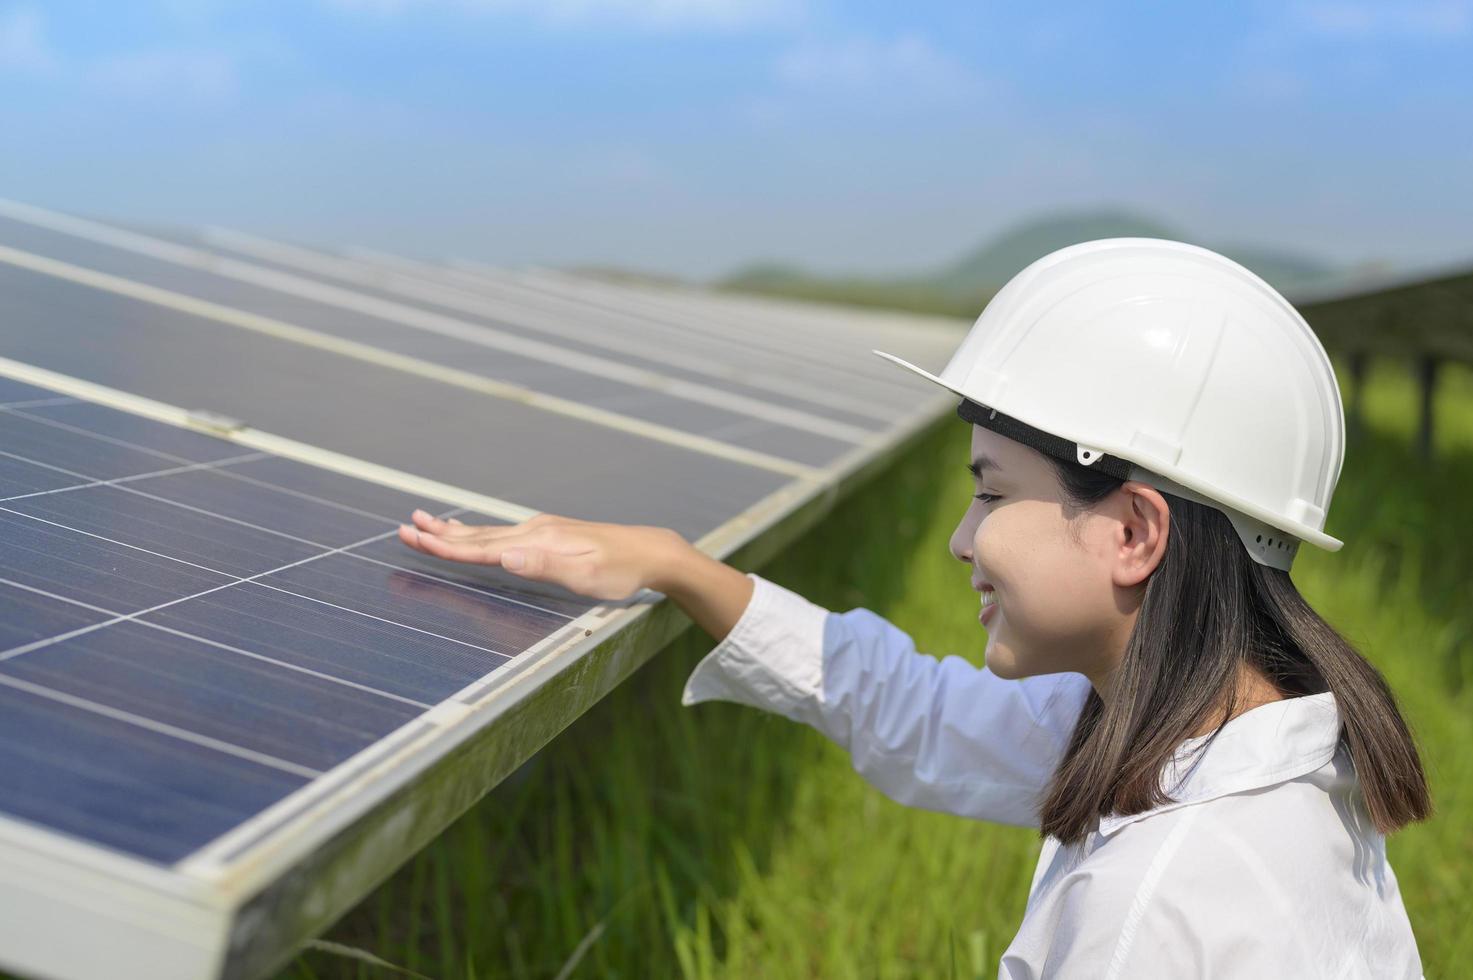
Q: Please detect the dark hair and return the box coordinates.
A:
[1031,451,1433,845]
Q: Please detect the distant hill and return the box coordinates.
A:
[716,209,1346,317]
[929,211,1178,296]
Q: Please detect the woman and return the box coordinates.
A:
[399,238,1430,977]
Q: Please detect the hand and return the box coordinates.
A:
[397,509,689,602]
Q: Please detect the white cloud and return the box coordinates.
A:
[0,5,55,73]
[1292,0,1471,38]
[324,0,801,31]
[774,34,982,95]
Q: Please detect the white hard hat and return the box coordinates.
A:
[872,237,1346,572]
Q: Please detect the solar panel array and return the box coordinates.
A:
[0,198,963,980]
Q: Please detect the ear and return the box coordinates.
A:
[1112,482,1170,588]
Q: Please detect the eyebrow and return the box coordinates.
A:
[967,455,1005,479]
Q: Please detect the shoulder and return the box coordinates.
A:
[1023,809,1297,978]
[1080,767,1412,978]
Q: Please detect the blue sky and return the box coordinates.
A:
[1,1,1470,280]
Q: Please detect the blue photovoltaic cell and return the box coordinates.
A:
[5,485,326,578]
[0,378,595,865]
[0,582,111,649]
[0,453,80,500]
[0,621,423,772]
[0,409,200,481]
[0,509,235,610]
[0,682,308,864]
[142,583,511,705]
[120,468,394,550]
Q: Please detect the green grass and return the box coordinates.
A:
[273,355,1469,978]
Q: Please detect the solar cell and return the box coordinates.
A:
[0,453,83,499]
[0,682,309,864]
[0,582,112,649]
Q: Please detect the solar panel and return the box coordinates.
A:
[0,200,963,979]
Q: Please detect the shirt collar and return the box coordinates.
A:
[1097,691,1342,837]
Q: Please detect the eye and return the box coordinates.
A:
[972,492,1001,504]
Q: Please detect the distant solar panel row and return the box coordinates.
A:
[0,374,592,864]
[0,211,875,468]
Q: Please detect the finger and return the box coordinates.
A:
[397,523,433,554]
[409,527,496,564]
[411,509,483,539]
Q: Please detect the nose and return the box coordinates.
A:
[949,514,972,564]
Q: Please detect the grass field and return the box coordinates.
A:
[274,355,1473,979]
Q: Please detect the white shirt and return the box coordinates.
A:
[681,573,1424,979]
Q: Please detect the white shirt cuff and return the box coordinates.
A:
[679,573,830,714]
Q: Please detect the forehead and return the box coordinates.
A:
[968,424,1035,471]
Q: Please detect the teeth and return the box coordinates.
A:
[980,590,997,608]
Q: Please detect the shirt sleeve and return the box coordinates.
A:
[681,573,1093,827]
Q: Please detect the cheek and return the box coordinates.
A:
[976,512,1100,623]
[973,509,1035,587]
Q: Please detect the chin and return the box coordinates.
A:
[984,649,1025,680]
